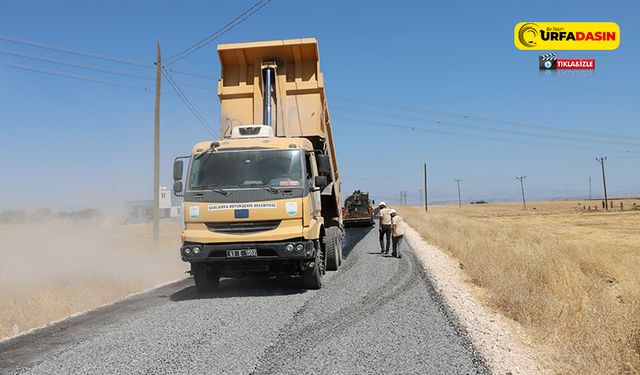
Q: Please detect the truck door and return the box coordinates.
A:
[305,152,321,221]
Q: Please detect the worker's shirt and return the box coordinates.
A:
[392,215,405,236]
[379,208,392,225]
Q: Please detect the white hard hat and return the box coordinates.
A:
[379,201,386,206]
[390,209,397,214]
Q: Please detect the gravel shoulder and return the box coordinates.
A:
[405,225,548,374]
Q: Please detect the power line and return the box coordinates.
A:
[332,106,640,149]
[516,176,527,209]
[454,179,462,207]
[0,60,212,100]
[424,162,428,212]
[162,67,215,136]
[333,116,640,155]
[0,33,149,67]
[0,60,153,92]
[162,67,216,137]
[595,156,609,210]
[0,33,216,80]
[153,43,161,247]
[165,0,272,66]
[0,49,216,91]
[529,160,593,178]
[0,48,150,78]
[1,59,217,141]
[401,191,408,205]
[332,95,640,142]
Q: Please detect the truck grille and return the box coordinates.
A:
[206,220,281,234]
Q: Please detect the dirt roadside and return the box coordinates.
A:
[0,221,187,340]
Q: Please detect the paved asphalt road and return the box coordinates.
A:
[0,226,488,375]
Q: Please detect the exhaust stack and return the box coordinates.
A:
[262,64,276,126]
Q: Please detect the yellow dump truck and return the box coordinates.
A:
[173,38,343,293]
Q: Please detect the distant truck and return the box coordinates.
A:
[173,38,343,293]
[342,190,375,226]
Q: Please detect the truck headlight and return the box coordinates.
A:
[285,244,294,252]
[184,247,192,255]
[192,246,201,255]
[296,244,304,252]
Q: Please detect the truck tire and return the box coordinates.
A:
[325,227,341,271]
[337,233,343,266]
[302,245,322,289]
[192,263,220,294]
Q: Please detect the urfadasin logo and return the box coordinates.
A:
[518,23,539,48]
[539,53,595,70]
[515,22,620,50]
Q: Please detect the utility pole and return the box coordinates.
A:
[588,176,592,200]
[455,179,462,208]
[153,42,161,248]
[516,176,527,209]
[596,157,608,210]
[423,162,428,212]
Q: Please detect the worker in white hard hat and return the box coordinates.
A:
[378,202,392,254]
[390,209,405,258]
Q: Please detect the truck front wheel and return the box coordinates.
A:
[191,263,220,294]
[302,244,323,289]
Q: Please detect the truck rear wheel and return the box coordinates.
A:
[302,242,323,289]
[192,263,220,294]
[325,227,342,271]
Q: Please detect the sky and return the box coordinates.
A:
[0,0,638,210]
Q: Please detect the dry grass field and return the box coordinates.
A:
[0,219,186,341]
[399,199,640,374]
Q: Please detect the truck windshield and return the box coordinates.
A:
[188,149,303,190]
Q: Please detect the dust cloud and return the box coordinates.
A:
[0,210,187,340]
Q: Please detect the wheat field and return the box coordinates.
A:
[399,199,640,374]
[0,219,186,341]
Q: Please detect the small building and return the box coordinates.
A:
[124,187,182,223]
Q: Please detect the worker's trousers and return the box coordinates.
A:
[392,235,404,258]
[379,224,391,253]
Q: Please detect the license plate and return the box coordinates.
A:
[226,249,257,258]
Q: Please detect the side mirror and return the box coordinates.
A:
[173,159,183,181]
[314,176,328,189]
[173,181,183,194]
[316,154,331,176]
